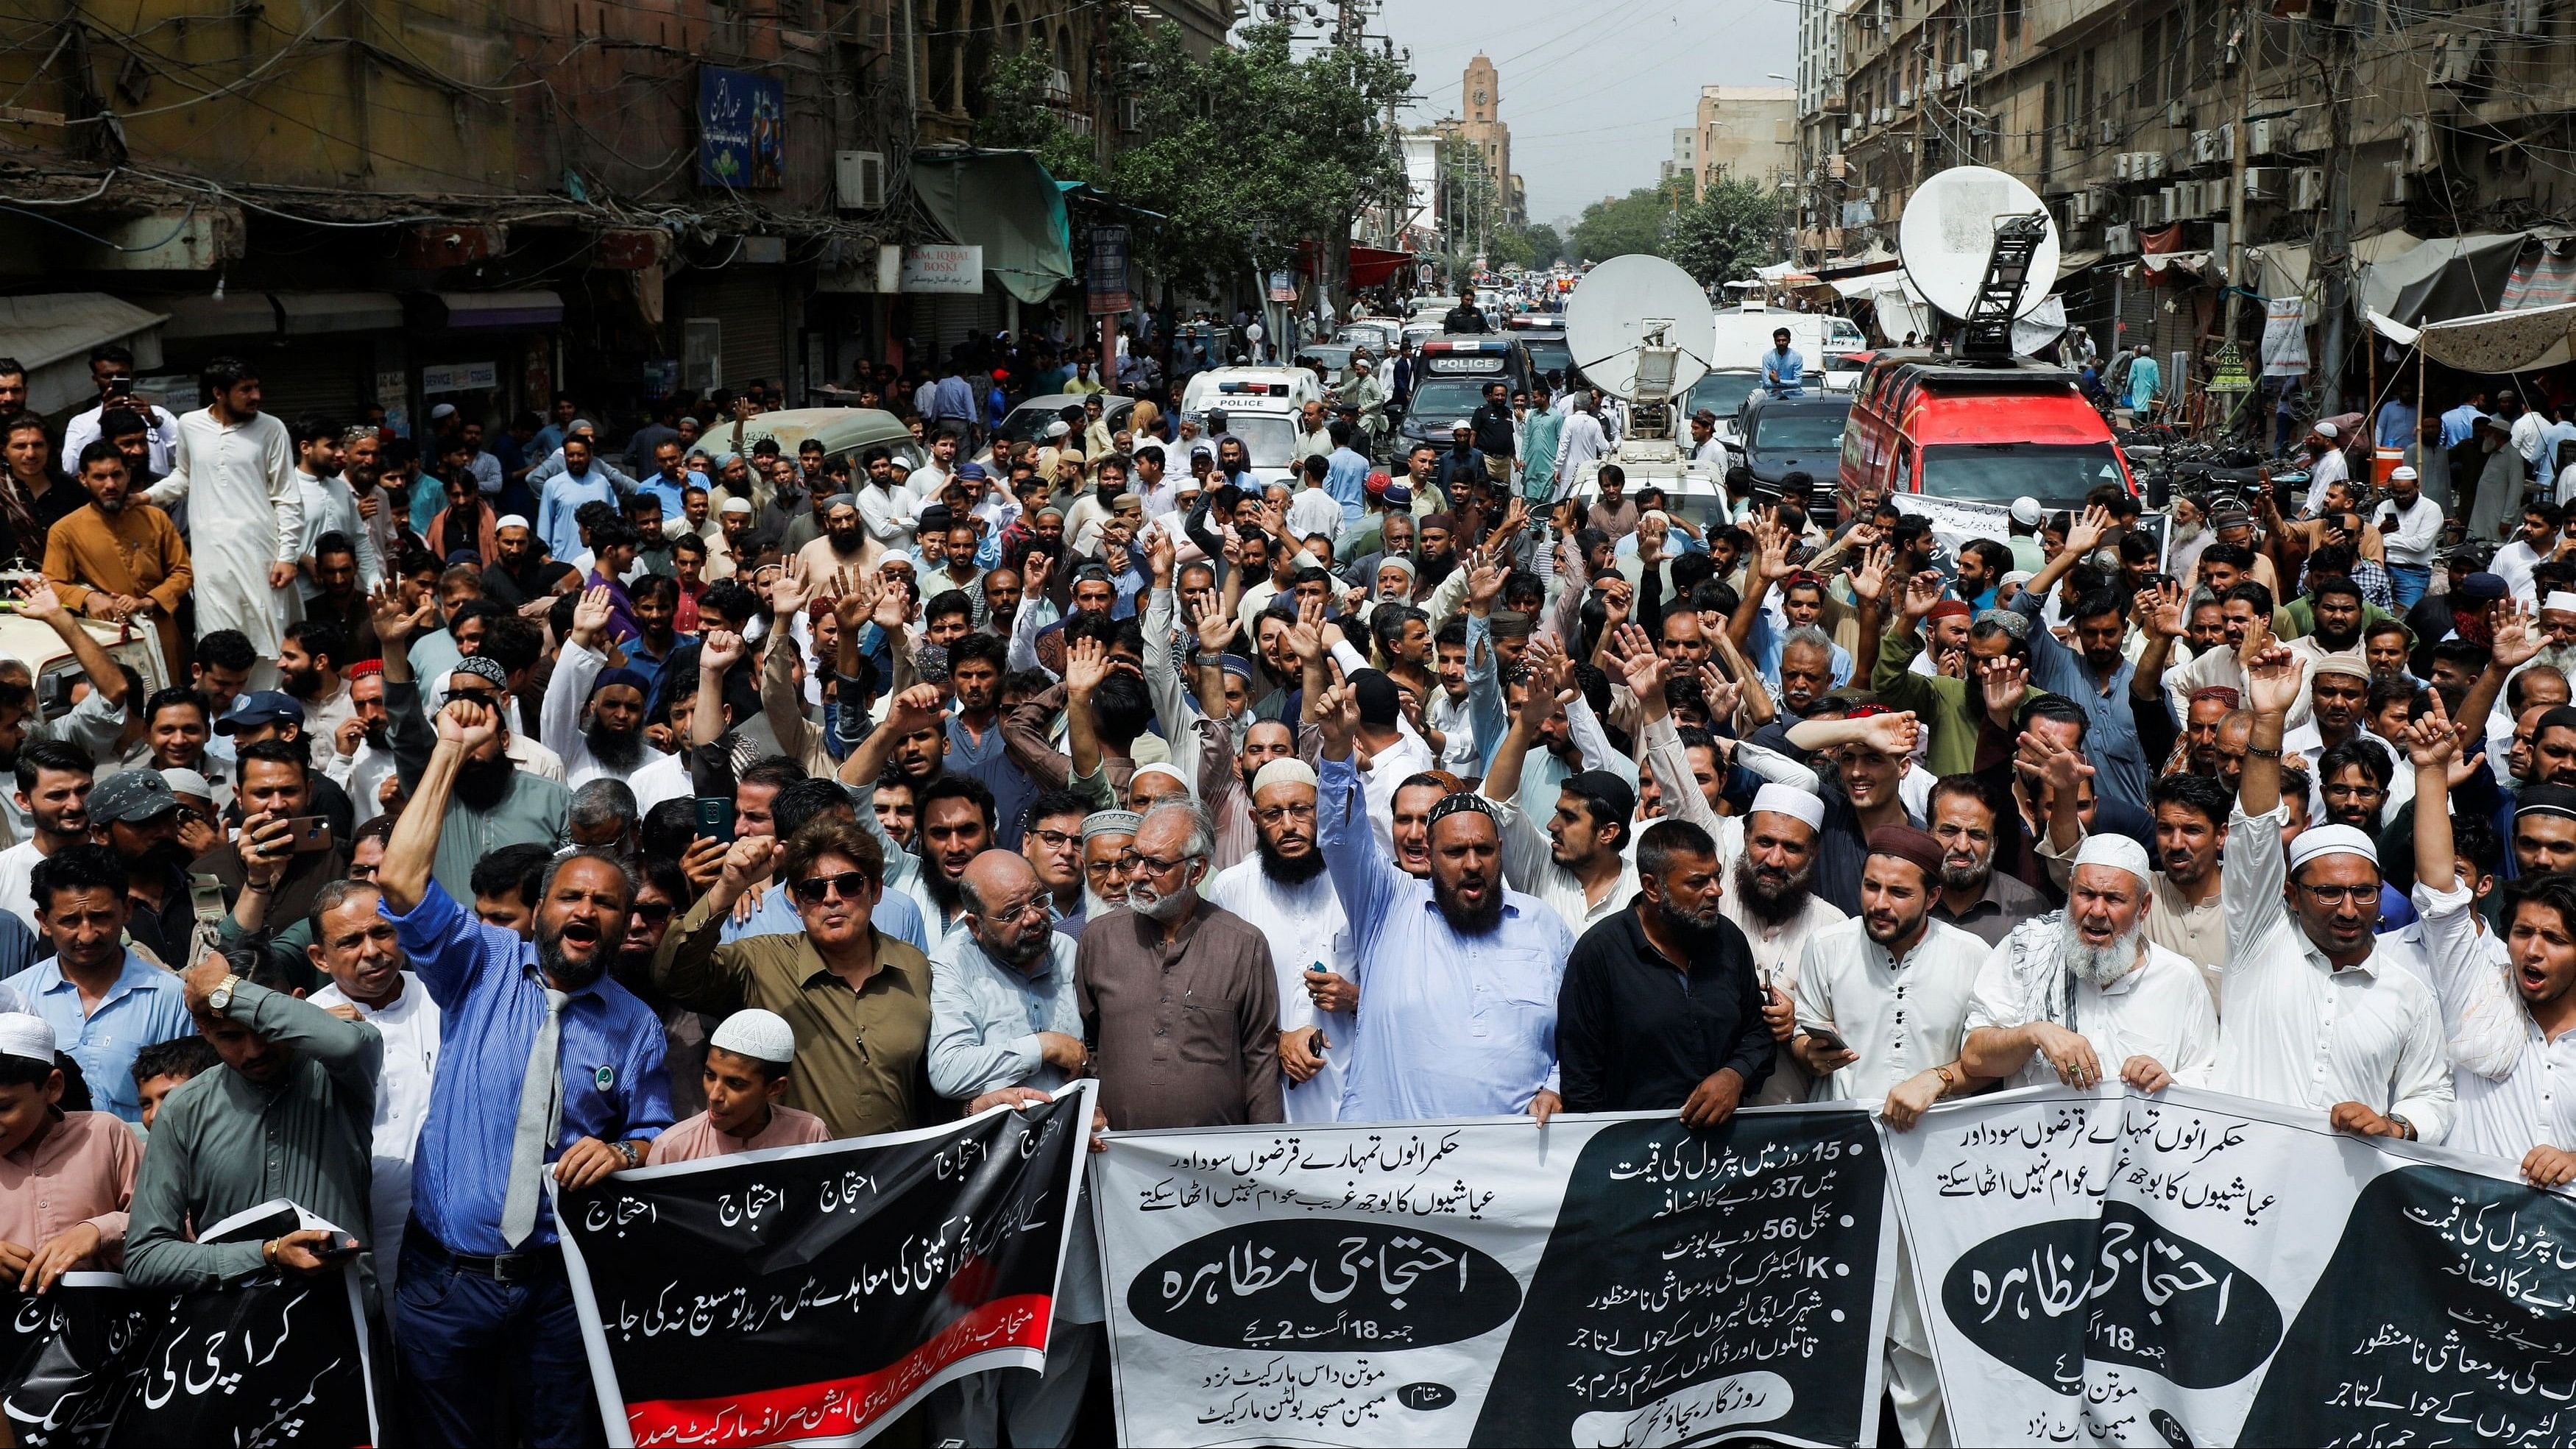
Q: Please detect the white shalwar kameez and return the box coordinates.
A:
[146,407,303,682]
[1205,854,1355,1122]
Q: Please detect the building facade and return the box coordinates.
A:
[1696,86,1800,199]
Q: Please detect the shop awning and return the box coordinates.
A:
[1755,260,1820,286]
[158,293,278,342]
[0,293,166,414]
[2357,231,2528,328]
[910,149,1075,305]
[2055,249,2105,280]
[2407,300,2576,373]
[430,289,564,329]
[1345,246,1413,289]
[277,291,404,336]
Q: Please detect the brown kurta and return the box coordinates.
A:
[43,502,192,671]
[1074,899,1283,1130]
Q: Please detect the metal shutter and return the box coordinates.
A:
[679,268,788,394]
[241,339,372,428]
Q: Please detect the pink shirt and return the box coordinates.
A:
[648,1105,831,1165]
[0,1110,138,1261]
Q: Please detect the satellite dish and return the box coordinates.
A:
[2012,294,2070,356]
[1899,165,2062,322]
[1564,255,1716,403]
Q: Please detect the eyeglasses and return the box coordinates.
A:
[2294,881,2378,907]
[977,895,1052,923]
[1253,803,1317,826]
[791,872,871,904]
[1118,851,1193,876]
[440,687,503,708]
[1027,828,1080,851]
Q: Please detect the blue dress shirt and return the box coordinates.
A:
[22,951,194,1122]
[1318,755,1574,1121]
[2009,587,2151,820]
[386,881,673,1254]
[535,468,622,564]
[1325,446,1373,525]
[1761,346,1806,396]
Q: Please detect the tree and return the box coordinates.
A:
[1490,222,1563,271]
[1663,178,1782,290]
[1567,180,1691,265]
[1109,21,1412,299]
[971,47,1104,187]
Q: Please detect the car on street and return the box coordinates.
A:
[719,408,928,475]
[1737,390,1854,492]
[1395,337,1534,457]
[1682,369,1765,447]
[979,392,1137,467]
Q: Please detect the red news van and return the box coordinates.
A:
[1837,352,2134,528]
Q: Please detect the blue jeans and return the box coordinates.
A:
[2388,562,2432,610]
[394,1239,603,1448]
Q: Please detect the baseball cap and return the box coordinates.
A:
[90,769,183,824]
[214,690,305,736]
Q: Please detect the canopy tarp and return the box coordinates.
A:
[910,149,1074,304]
[0,294,166,414]
[2356,231,2528,328]
[2407,300,2576,373]
[1755,260,1819,285]
[1345,246,1413,289]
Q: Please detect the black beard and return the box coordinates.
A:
[1652,898,1730,952]
[1939,861,1989,893]
[585,719,647,771]
[1256,833,1328,885]
[285,666,323,699]
[1733,855,1813,927]
[536,918,622,990]
[2313,626,2360,651]
[135,838,192,877]
[922,860,965,915]
[453,751,519,811]
[1430,871,1504,935]
[829,531,866,556]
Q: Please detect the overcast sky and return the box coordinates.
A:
[1370,0,1801,229]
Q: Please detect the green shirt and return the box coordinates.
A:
[124,982,381,1291]
[1869,619,2035,780]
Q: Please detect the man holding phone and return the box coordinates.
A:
[193,740,349,988]
[60,344,179,477]
[122,949,382,1293]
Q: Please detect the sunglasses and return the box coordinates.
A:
[791,872,871,904]
[631,899,676,922]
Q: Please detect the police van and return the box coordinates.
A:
[1395,336,1535,456]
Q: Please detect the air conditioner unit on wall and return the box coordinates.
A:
[2072,191,2097,221]
[2098,118,2119,145]
[833,151,885,210]
[2133,195,2158,228]
[1948,62,1969,87]
[2404,117,2438,171]
[2168,100,2187,127]
[2105,222,2137,254]
[2243,166,2285,199]
[2387,162,2413,204]
[2145,150,2167,178]
[2249,118,2276,155]
[1972,47,1991,72]
[2115,153,2136,180]
[2291,166,2324,209]
[2158,185,2179,222]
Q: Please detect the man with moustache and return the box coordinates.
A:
[380,613,573,902]
[1078,809,1139,921]
[2145,772,2232,992]
[1958,835,2218,1093]
[375,693,670,1446]
[1076,799,1281,1130]
[540,585,655,790]
[43,442,191,673]
[1205,758,1359,1123]
[1556,818,1772,1121]
[1925,776,2045,946]
[1314,676,1575,1123]
[305,878,440,1291]
[795,492,874,585]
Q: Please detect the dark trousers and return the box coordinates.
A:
[394,1239,603,1448]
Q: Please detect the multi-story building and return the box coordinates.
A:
[0,0,1228,431]
[1696,86,1800,201]
[1664,128,1700,187]
[1459,54,1525,226]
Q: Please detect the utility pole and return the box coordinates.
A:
[2220,0,2256,346]
[2310,14,2355,415]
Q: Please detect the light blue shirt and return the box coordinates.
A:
[2441,402,2488,450]
[1761,345,1807,396]
[535,467,622,564]
[22,951,194,1122]
[721,878,927,953]
[2126,356,2162,408]
[924,927,1103,1322]
[2375,400,2419,450]
[933,375,977,422]
[1324,446,1373,524]
[386,881,673,1254]
[1318,754,1574,1121]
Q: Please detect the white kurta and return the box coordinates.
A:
[2209,801,2455,1141]
[146,408,302,660]
[1205,855,1356,1122]
[2410,879,2576,1161]
[308,973,439,1290]
[1962,918,2219,1089]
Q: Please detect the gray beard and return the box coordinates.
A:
[2061,914,2147,989]
[1128,879,1195,922]
[1082,886,1123,920]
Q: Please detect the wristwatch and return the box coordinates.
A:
[2387,1113,2418,1141]
[208,974,242,1013]
[615,1140,642,1169]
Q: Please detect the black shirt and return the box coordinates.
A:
[1471,400,1516,459]
[1557,902,1774,1113]
[1442,305,1489,334]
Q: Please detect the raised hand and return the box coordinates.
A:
[1518,634,1576,726]
[1192,589,1237,654]
[718,835,778,894]
[1286,595,1328,665]
[1022,550,1052,598]
[434,697,498,754]
[1465,555,1507,613]
[1063,637,1111,701]
[1900,569,1945,622]
[699,628,745,673]
[571,584,615,644]
[1146,522,1177,583]
[1598,575,1633,628]
[2063,503,2114,556]
[881,683,946,737]
[1313,679,1359,758]
[1620,643,1670,713]
[834,570,876,635]
[2491,600,2542,671]
[1698,662,1742,724]
[2240,635,2304,718]
[1855,709,1919,759]
[2137,580,2186,639]
[369,582,428,645]
[2402,694,2458,770]
[16,581,65,625]
[769,562,813,618]
[1753,520,1794,583]
[1850,544,1892,604]
[871,576,911,631]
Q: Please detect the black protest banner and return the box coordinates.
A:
[0,1274,148,1449]
[557,1085,1093,1448]
[1,1202,378,1449]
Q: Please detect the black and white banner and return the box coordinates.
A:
[0,1200,378,1449]
[1092,1105,1894,1448]
[1886,1084,2576,1445]
[557,1083,1094,1448]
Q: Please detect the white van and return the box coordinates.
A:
[1710,304,1869,391]
[1180,367,1324,491]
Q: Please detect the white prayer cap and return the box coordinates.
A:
[2286,823,2379,875]
[158,768,213,801]
[2009,496,2045,526]
[1046,420,1072,439]
[709,1008,797,1065]
[1639,509,1670,528]
[428,403,458,421]
[1749,782,1825,833]
[1132,762,1194,796]
[1251,758,1319,796]
[0,1012,54,1065]
[2071,834,2152,885]
[495,514,532,532]
[2391,466,2418,482]
[2000,569,2035,589]
[2313,420,2340,439]
[720,497,754,515]
[2545,591,2576,614]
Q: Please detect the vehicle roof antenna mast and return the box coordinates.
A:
[1956,211,2050,364]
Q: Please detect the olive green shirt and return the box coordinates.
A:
[124,982,381,1291]
[653,899,935,1139]
[1870,620,2037,779]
